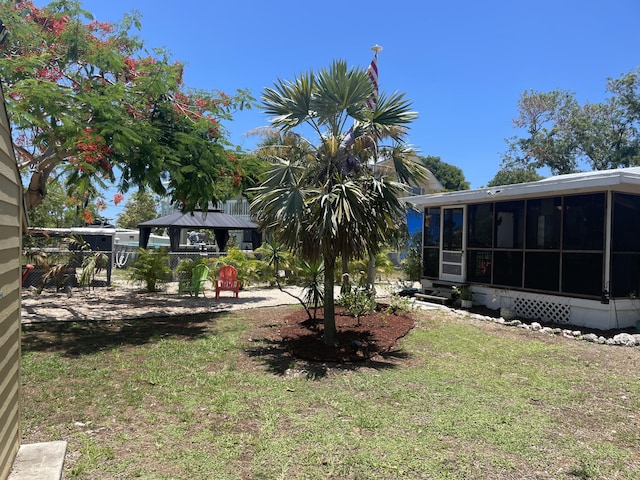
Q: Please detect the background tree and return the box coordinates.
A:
[115,189,158,229]
[501,68,640,175]
[486,167,543,187]
[252,60,424,346]
[27,177,73,227]
[418,155,469,190]
[27,173,109,226]
[0,0,253,220]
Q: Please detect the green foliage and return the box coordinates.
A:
[347,249,395,281]
[338,272,375,321]
[384,293,416,315]
[116,190,158,229]
[0,0,254,215]
[27,178,79,227]
[67,235,109,288]
[254,239,287,272]
[211,247,262,287]
[23,234,97,292]
[487,167,544,187]
[129,248,171,292]
[174,257,206,282]
[501,69,640,175]
[418,155,470,191]
[451,285,473,300]
[401,231,423,281]
[297,259,324,316]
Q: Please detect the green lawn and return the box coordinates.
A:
[20,306,640,479]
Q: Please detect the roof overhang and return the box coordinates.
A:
[403,167,640,207]
[138,210,258,230]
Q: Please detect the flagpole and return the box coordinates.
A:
[366,45,383,110]
[366,44,383,293]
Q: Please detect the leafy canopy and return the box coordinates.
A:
[115,189,157,229]
[501,68,640,175]
[418,155,469,191]
[0,0,253,218]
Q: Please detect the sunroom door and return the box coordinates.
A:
[440,206,466,282]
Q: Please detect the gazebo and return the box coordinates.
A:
[138,210,260,252]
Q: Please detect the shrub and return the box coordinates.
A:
[129,248,171,292]
[211,246,262,287]
[401,232,422,281]
[384,294,416,315]
[338,272,375,324]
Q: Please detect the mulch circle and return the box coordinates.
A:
[278,304,415,363]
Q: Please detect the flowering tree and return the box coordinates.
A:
[0,0,253,221]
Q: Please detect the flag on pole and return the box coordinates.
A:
[366,45,382,110]
[340,44,383,161]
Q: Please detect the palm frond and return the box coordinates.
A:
[261,71,315,129]
[371,91,418,128]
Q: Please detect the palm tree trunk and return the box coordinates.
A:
[323,256,337,346]
[366,254,376,296]
[340,255,350,295]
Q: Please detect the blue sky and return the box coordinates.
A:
[36,0,640,221]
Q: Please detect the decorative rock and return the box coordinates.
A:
[612,333,637,347]
[439,304,640,348]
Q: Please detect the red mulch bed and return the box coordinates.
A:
[278,304,415,363]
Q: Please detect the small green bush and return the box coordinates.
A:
[129,248,171,292]
[338,272,375,323]
[384,294,416,315]
[401,232,422,281]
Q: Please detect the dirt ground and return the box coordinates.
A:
[278,305,414,362]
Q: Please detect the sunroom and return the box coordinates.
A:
[405,167,640,330]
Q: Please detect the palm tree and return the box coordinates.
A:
[251,60,424,346]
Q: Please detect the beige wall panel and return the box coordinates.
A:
[0,398,20,480]
[0,86,22,480]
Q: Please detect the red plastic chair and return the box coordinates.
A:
[215,265,240,298]
[22,264,34,286]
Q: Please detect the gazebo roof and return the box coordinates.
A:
[139,210,258,230]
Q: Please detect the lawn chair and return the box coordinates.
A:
[215,265,240,299]
[178,263,209,298]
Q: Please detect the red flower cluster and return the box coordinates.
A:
[123,57,138,79]
[82,209,93,224]
[22,2,69,37]
[37,66,62,81]
[72,127,113,172]
[87,20,113,34]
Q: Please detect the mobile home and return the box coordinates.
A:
[406,167,640,330]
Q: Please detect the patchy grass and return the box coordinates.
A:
[21,307,640,479]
